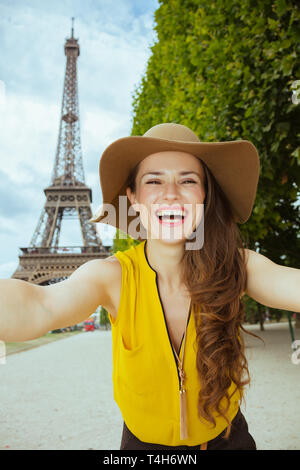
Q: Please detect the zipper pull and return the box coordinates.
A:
[179,387,188,440]
[178,366,185,388]
[178,366,188,440]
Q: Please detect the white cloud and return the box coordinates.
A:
[0,0,158,278]
[81,107,128,158]
[0,261,18,279]
[0,93,58,183]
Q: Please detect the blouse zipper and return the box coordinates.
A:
[143,241,191,440]
[144,241,191,390]
[144,241,206,445]
[154,274,192,390]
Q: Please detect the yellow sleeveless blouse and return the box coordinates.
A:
[108,240,242,446]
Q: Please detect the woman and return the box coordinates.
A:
[88,122,270,450]
[2,122,298,450]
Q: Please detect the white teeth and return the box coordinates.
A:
[156,210,185,216]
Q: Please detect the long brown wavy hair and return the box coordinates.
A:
[125,157,263,440]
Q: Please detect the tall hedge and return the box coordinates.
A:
[130,0,300,267]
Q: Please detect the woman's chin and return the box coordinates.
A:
[147,226,195,242]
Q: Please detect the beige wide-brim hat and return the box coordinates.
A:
[90,122,260,241]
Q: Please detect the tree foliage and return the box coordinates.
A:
[111,1,299,328]
[110,229,140,254]
[128,0,300,267]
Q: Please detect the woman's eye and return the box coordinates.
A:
[146,180,196,184]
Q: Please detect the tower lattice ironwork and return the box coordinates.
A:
[12,20,109,285]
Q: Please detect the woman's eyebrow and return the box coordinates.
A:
[141,171,201,178]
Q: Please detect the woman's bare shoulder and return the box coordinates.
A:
[95,255,122,288]
[86,254,121,275]
[104,254,119,263]
[103,254,122,270]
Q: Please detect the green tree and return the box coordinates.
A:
[131,0,299,260]
[110,228,141,254]
[100,306,110,329]
[129,0,300,328]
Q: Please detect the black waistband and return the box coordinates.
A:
[120,407,256,451]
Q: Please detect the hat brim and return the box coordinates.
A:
[91,136,260,241]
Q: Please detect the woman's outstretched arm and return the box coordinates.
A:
[244,249,300,312]
[0,258,117,342]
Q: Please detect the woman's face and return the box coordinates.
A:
[126,151,206,242]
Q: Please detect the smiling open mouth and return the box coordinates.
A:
[156,213,186,226]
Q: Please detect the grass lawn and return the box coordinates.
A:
[5,330,84,356]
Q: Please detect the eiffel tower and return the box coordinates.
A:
[11,19,109,285]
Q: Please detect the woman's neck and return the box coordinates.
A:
[145,239,186,292]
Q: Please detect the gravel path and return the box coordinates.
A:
[0,322,299,450]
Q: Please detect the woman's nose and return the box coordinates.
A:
[161,180,179,197]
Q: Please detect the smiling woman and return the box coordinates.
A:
[125,151,206,243]
[86,121,265,449]
[124,147,262,443]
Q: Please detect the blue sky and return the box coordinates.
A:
[0,0,159,278]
